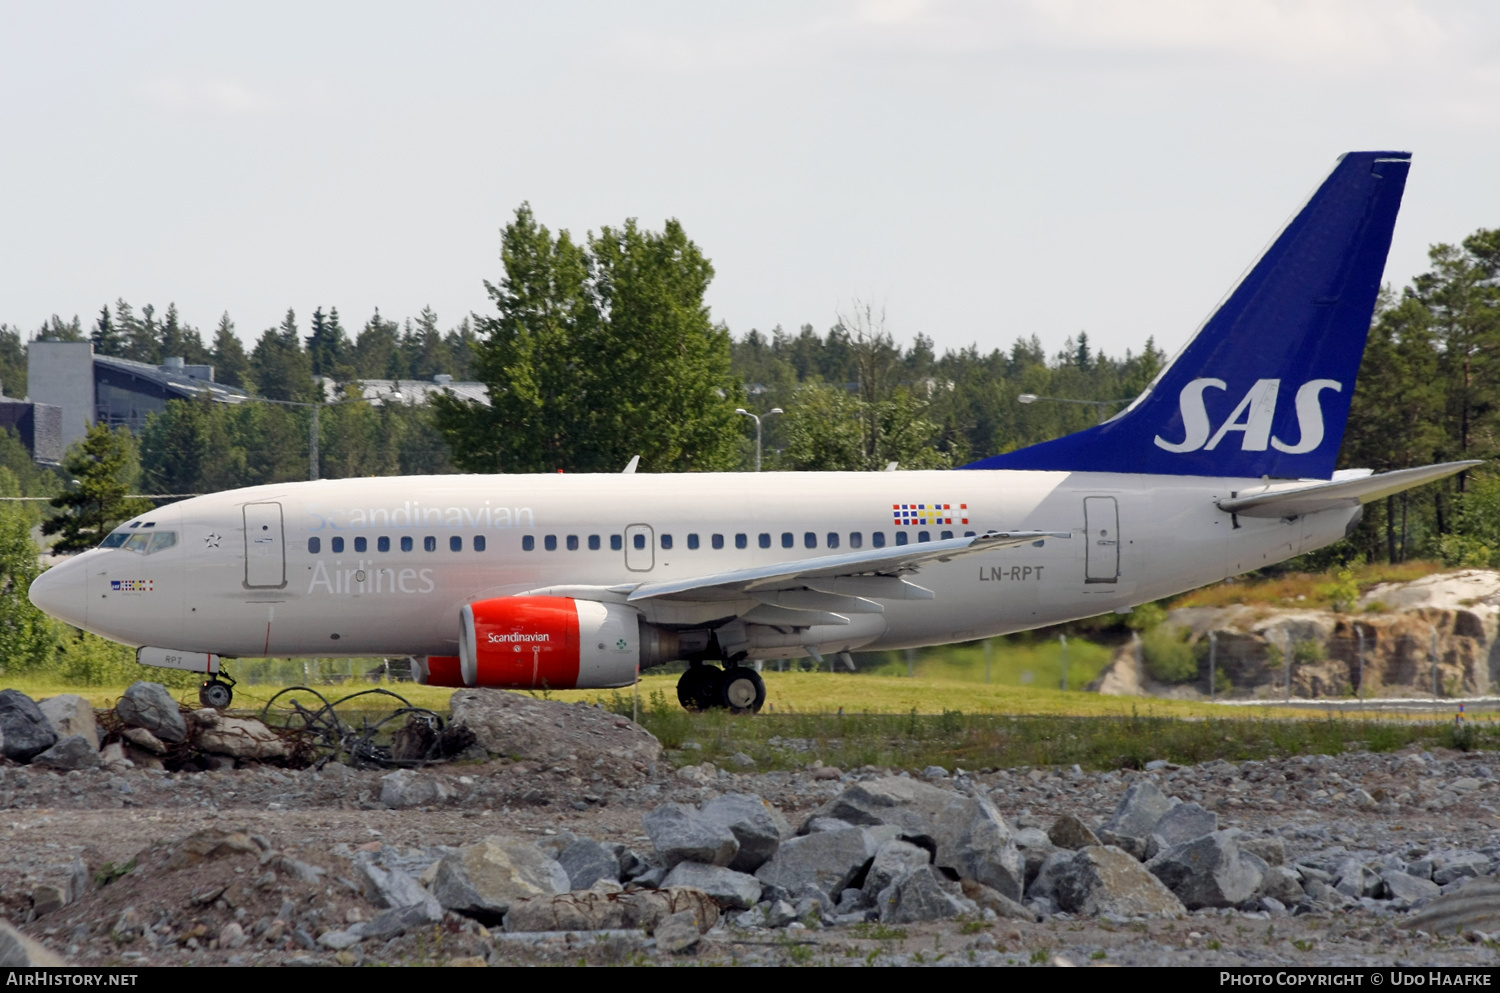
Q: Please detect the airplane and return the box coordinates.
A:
[27,150,1476,714]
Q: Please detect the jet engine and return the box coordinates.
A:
[413,596,691,690]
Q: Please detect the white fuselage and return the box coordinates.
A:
[31,469,1355,662]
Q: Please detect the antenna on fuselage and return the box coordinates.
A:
[622,456,640,474]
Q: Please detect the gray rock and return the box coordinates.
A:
[115,682,187,744]
[876,866,969,923]
[1147,831,1265,909]
[1333,858,1382,899]
[644,803,739,869]
[354,896,444,940]
[353,858,429,909]
[1049,846,1186,917]
[1433,852,1490,887]
[0,920,66,967]
[31,884,66,917]
[861,839,933,902]
[1239,836,1286,867]
[317,929,363,950]
[379,769,453,809]
[558,838,621,890]
[1259,866,1307,906]
[31,735,100,771]
[699,793,789,873]
[66,858,89,905]
[502,886,719,933]
[1098,780,1176,859]
[1047,813,1100,850]
[38,695,98,750]
[0,689,58,762]
[661,862,764,910]
[802,816,858,834]
[1401,877,1500,935]
[1381,868,1441,905]
[1150,802,1217,847]
[960,879,1039,922]
[755,827,872,900]
[98,742,130,772]
[1026,849,1077,905]
[430,835,569,919]
[654,909,704,953]
[1014,827,1053,849]
[119,727,167,755]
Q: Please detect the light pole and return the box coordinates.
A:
[735,407,782,472]
[243,385,402,480]
[1017,393,1136,425]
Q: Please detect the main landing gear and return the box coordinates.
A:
[676,662,766,715]
[199,670,236,710]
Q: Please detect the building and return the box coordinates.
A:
[0,395,63,463]
[28,340,248,449]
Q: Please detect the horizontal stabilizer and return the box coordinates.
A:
[1216,461,1480,518]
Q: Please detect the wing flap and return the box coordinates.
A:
[627,530,1069,604]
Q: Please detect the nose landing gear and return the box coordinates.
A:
[675,663,766,714]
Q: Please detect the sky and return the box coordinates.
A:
[2,1,1498,367]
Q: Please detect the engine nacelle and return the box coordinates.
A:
[411,655,465,687]
[458,596,647,690]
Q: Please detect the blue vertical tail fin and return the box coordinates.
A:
[962,151,1411,479]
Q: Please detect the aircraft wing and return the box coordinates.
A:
[622,530,1070,606]
[1216,461,1480,519]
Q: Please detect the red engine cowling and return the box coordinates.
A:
[458,596,644,690]
[414,655,465,688]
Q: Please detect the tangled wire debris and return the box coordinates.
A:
[259,687,476,769]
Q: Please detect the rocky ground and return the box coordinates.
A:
[7,686,1500,967]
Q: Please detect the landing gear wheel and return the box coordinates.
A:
[199,678,233,710]
[676,664,725,712]
[719,666,766,715]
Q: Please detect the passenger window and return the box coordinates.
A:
[354,536,367,553]
[964,531,976,537]
[712,534,724,550]
[804,532,816,549]
[827,532,840,549]
[450,536,463,552]
[567,535,579,551]
[941,530,953,540]
[308,536,321,554]
[124,533,152,553]
[149,532,176,554]
[661,534,673,550]
[332,536,345,554]
[378,536,390,552]
[781,532,794,549]
[588,535,600,550]
[523,535,535,551]
[687,533,699,550]
[611,535,623,551]
[873,532,886,548]
[896,532,909,546]
[850,532,863,549]
[545,535,557,551]
[401,536,414,552]
[424,536,437,552]
[918,531,931,543]
[758,533,770,549]
[474,535,486,552]
[736,533,748,549]
[633,534,645,550]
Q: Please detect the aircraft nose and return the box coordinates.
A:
[29,558,87,627]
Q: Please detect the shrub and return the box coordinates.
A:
[1140,624,1197,683]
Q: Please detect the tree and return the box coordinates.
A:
[0,501,53,673]
[92,305,124,357]
[211,313,250,388]
[434,204,743,473]
[306,305,350,379]
[250,310,315,402]
[41,423,153,554]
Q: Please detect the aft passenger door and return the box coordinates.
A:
[244,502,286,588]
[1084,496,1119,584]
[624,523,654,572]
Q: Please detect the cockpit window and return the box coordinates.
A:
[105,530,178,554]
